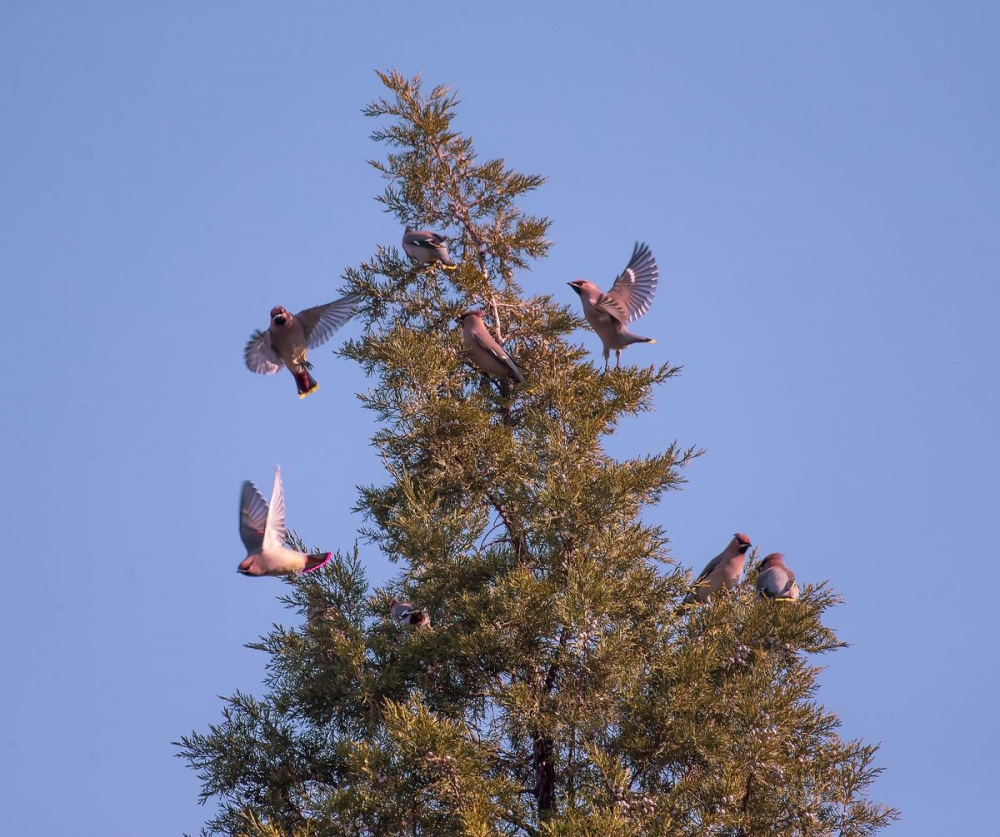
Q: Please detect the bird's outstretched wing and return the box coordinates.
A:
[298,293,363,349]
[595,242,658,324]
[263,466,287,551]
[244,329,282,374]
[239,480,269,554]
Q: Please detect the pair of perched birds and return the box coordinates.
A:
[242,229,660,401]
[691,533,800,602]
[387,536,800,633]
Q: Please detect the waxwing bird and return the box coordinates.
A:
[688,533,752,603]
[390,598,431,630]
[238,466,330,577]
[403,227,457,270]
[244,292,362,398]
[568,242,659,370]
[456,310,525,395]
[755,553,800,601]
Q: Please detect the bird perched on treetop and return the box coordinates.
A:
[402,227,457,270]
[568,242,659,370]
[244,293,362,398]
[755,553,800,601]
[688,533,752,603]
[237,466,330,577]
[456,309,525,396]
[390,599,431,630]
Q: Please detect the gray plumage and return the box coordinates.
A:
[238,466,330,577]
[689,533,752,603]
[390,598,431,630]
[755,553,800,601]
[244,292,362,398]
[403,227,457,269]
[568,242,659,370]
[456,309,524,395]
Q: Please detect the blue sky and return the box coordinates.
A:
[1,3,996,834]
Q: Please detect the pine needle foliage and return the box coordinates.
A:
[176,70,898,837]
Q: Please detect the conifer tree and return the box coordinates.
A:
[177,70,899,837]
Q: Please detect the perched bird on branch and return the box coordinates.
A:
[755,553,800,601]
[456,309,525,396]
[244,293,362,398]
[390,599,431,630]
[568,242,659,370]
[687,533,752,603]
[237,466,330,577]
[403,227,457,270]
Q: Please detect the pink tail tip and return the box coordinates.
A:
[304,552,332,573]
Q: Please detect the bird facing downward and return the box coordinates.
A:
[390,599,431,630]
[244,292,362,398]
[689,533,752,603]
[456,310,525,396]
[402,227,457,270]
[755,553,800,601]
[238,466,331,577]
[568,242,659,371]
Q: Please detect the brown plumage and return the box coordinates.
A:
[688,533,752,603]
[755,553,800,600]
[568,242,659,370]
[456,310,525,396]
[390,598,431,630]
[403,227,457,269]
[244,293,362,398]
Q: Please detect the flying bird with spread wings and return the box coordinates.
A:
[237,466,330,577]
[244,293,362,398]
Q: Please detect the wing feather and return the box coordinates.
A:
[239,480,269,554]
[601,242,658,324]
[263,466,287,550]
[472,330,524,383]
[695,554,722,583]
[297,293,363,349]
[244,329,282,374]
[404,230,447,247]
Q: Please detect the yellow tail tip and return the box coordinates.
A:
[298,383,319,399]
[647,339,657,345]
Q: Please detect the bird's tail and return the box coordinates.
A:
[303,552,331,573]
[295,368,319,399]
[439,258,458,271]
[624,331,656,346]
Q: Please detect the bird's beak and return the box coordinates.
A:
[567,282,581,295]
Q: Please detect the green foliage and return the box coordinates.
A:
[177,70,898,837]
